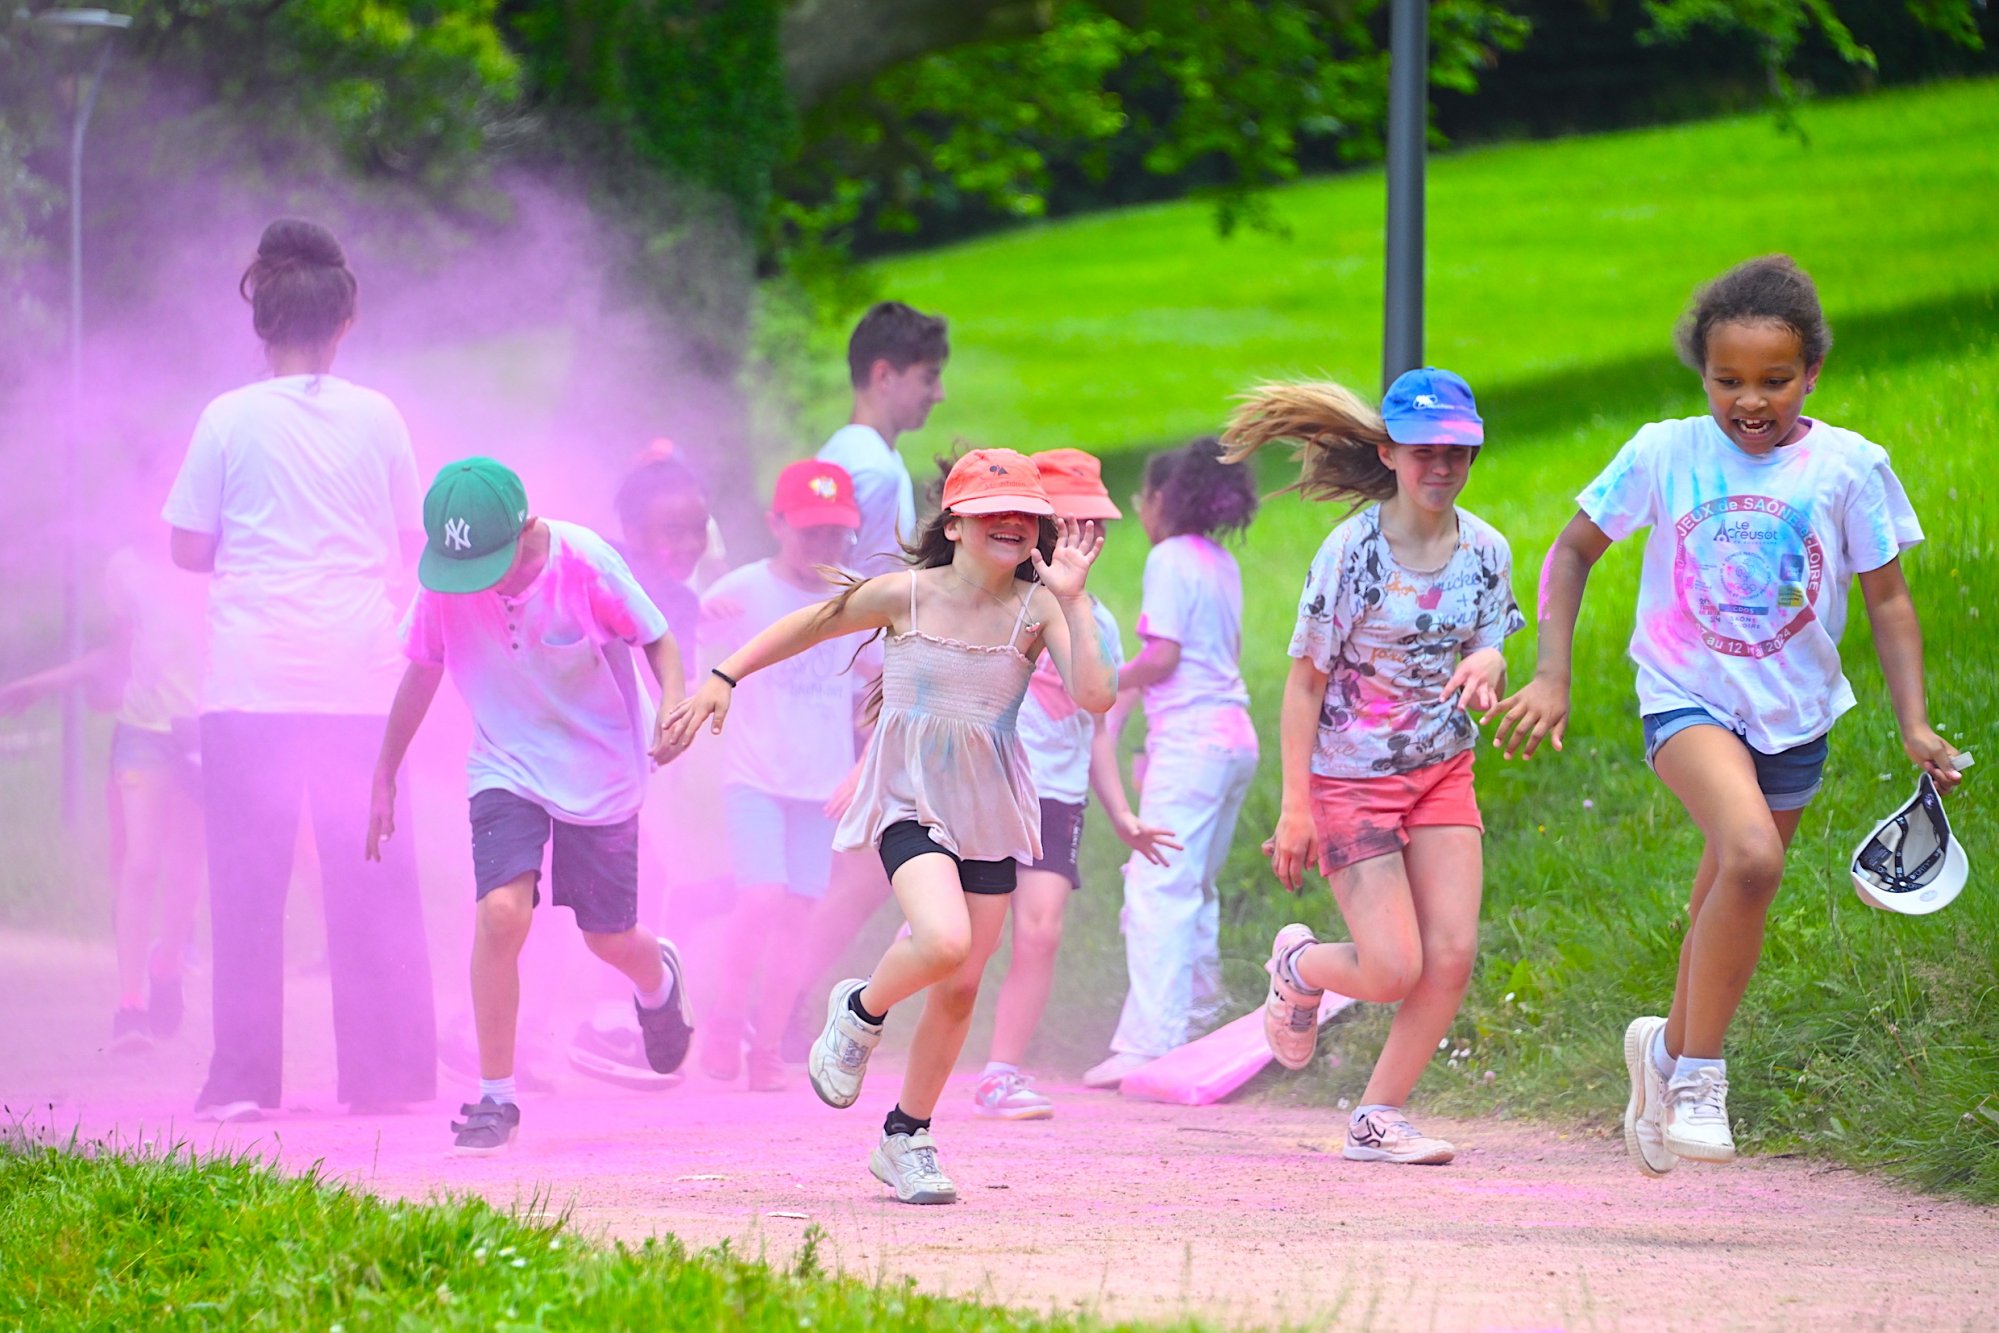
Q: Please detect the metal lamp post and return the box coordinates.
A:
[33,7,132,828]
[1382,0,1427,390]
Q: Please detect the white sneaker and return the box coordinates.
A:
[1263,923,1323,1071]
[1662,1065,1736,1163]
[1622,1016,1678,1177]
[807,978,882,1109]
[1343,1108,1455,1165]
[869,1127,958,1204]
[971,1069,1053,1120]
[1081,1051,1154,1089]
[194,1099,262,1125]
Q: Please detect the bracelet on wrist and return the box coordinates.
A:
[711,667,739,688]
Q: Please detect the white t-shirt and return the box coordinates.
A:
[1136,534,1250,730]
[1290,505,1524,778]
[700,559,878,802]
[163,375,421,715]
[402,520,670,825]
[1579,415,1922,753]
[1018,598,1125,804]
[104,546,206,732]
[816,423,916,578]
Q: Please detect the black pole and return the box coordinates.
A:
[1382,0,1428,391]
[60,38,116,828]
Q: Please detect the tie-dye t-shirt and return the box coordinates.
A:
[1290,505,1524,778]
[1579,415,1921,753]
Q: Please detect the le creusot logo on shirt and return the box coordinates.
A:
[1672,493,1824,659]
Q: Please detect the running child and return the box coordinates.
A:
[697,460,878,1092]
[1488,255,1961,1172]
[1084,437,1261,1090]
[1225,369,1523,1166]
[665,449,1116,1203]
[974,448,1179,1120]
[367,458,695,1155]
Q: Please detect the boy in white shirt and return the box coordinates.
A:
[815,300,949,577]
[367,458,694,1154]
[698,461,878,1090]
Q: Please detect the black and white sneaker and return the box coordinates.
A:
[634,938,694,1075]
[451,1097,520,1156]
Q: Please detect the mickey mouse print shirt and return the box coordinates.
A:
[1580,415,1921,754]
[1290,505,1524,778]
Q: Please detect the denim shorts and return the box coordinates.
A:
[469,788,638,933]
[109,720,202,800]
[1641,708,1828,812]
[722,785,834,900]
[878,820,1016,895]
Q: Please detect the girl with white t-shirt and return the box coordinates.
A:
[1084,437,1261,1091]
[163,219,437,1123]
[1224,369,1524,1167]
[1491,255,1963,1173]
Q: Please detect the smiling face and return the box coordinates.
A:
[1375,442,1479,514]
[1702,320,1818,454]
[945,509,1039,573]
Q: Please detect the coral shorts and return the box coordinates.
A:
[1308,749,1483,874]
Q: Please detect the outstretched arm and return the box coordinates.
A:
[1858,559,1962,789]
[1485,512,1613,759]
[367,662,443,860]
[662,574,899,752]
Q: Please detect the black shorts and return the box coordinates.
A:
[1026,798,1086,888]
[877,819,1017,895]
[470,788,639,934]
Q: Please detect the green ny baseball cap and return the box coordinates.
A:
[419,457,528,593]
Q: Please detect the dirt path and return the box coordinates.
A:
[5,931,1995,1331]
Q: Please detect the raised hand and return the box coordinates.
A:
[1029,517,1104,600]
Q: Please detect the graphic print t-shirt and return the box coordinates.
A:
[1017,597,1124,804]
[1290,505,1524,778]
[1579,415,1921,753]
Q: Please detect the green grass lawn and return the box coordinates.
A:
[827,77,1999,1201]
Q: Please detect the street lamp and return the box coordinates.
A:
[1382,0,1427,390]
[32,7,132,829]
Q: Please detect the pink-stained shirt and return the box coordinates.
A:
[402,520,669,825]
[1290,505,1523,778]
[1580,415,1921,753]
[1136,534,1250,731]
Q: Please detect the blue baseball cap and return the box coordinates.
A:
[1381,367,1484,446]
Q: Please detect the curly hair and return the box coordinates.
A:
[1219,381,1394,513]
[1141,436,1259,540]
[1675,254,1833,373]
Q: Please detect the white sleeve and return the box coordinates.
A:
[1576,429,1660,543]
[162,407,227,534]
[1843,456,1924,574]
[1136,543,1192,644]
[1287,532,1355,672]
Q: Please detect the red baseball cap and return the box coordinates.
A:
[1031,448,1121,521]
[941,448,1054,516]
[771,460,860,528]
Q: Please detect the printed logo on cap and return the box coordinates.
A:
[809,475,838,500]
[444,518,472,551]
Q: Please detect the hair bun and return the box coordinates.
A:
[256,218,346,269]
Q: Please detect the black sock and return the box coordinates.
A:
[848,988,886,1027]
[883,1105,930,1139]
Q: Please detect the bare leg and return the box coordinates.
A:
[156,777,204,977]
[1290,851,1425,1004]
[1653,727,1802,1059]
[986,869,1070,1067]
[897,890,1012,1119]
[581,923,668,994]
[471,878,535,1080]
[856,853,974,1016]
[112,766,172,1006]
[1357,827,1482,1108]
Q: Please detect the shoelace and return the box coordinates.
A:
[983,1072,1036,1101]
[1676,1069,1730,1123]
[907,1145,945,1182]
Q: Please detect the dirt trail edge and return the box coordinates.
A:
[5,932,1995,1331]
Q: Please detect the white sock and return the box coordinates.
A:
[1671,1055,1725,1083]
[982,1061,1018,1078]
[1280,941,1321,994]
[1352,1102,1395,1124]
[635,974,675,1011]
[479,1075,518,1106]
[1650,1028,1675,1080]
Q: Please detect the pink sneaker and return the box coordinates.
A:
[1263,923,1323,1071]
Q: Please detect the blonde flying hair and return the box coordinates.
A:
[1219,380,1397,512]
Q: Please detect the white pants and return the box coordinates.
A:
[1111,708,1259,1058]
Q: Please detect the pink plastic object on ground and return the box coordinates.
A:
[1118,991,1353,1107]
